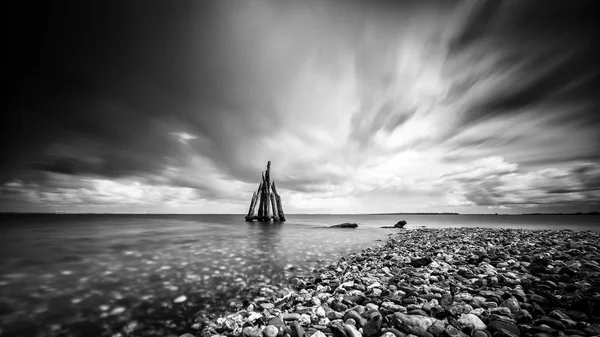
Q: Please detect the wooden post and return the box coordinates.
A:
[257,177,265,219]
[272,181,286,221]
[270,193,279,221]
[261,173,268,220]
[264,161,272,220]
[245,191,258,221]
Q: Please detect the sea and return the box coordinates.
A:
[0,213,598,335]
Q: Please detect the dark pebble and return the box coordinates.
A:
[487,321,520,337]
[444,325,469,337]
[534,317,565,330]
[410,327,433,337]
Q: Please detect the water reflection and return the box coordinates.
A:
[249,220,284,255]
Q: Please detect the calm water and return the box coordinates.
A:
[0,214,598,334]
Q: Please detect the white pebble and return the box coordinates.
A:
[109,307,126,315]
[174,295,187,303]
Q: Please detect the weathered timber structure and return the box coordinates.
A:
[245,161,286,222]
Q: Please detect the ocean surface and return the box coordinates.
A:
[0,213,598,335]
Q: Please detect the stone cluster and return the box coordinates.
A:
[188,228,600,337]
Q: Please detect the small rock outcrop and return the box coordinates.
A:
[395,220,407,228]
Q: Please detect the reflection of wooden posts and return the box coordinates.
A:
[244,161,286,222]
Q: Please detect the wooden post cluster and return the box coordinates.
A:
[245,161,286,222]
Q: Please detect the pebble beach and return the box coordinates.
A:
[193,227,600,337]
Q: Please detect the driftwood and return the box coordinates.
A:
[245,161,286,222]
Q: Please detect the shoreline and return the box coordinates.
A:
[192,227,600,337]
[2,226,600,337]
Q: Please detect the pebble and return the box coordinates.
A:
[263,325,278,337]
[284,313,301,321]
[260,303,274,310]
[457,313,486,331]
[500,298,520,313]
[109,307,125,315]
[444,325,468,337]
[173,295,187,303]
[487,321,520,336]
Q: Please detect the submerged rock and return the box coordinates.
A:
[330,223,359,228]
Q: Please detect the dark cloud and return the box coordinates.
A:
[2,1,284,190]
[446,0,600,129]
[3,1,201,179]
[440,158,600,208]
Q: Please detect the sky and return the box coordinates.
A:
[2,0,599,214]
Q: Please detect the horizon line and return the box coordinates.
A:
[1,211,598,216]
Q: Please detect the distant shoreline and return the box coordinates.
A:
[0,212,598,215]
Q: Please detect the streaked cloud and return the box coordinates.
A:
[2,0,599,213]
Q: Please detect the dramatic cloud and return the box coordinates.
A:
[438,157,600,209]
[2,0,599,213]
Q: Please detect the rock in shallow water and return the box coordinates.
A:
[330,223,358,228]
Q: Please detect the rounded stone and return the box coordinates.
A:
[268,317,285,329]
[366,303,379,311]
[310,332,327,337]
[298,314,312,326]
[457,314,486,331]
[499,298,520,314]
[471,331,489,337]
[243,327,264,337]
[263,325,278,337]
[284,313,301,321]
[487,321,520,337]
